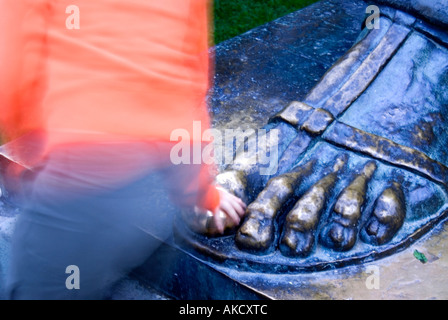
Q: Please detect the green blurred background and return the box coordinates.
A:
[213,0,321,44]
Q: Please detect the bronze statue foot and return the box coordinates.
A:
[177,4,448,271]
[279,155,346,257]
[235,146,411,258]
[235,211,275,253]
[360,181,406,245]
[235,160,315,253]
[319,161,377,252]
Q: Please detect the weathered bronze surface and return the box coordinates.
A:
[272,101,314,129]
[361,181,406,245]
[319,161,376,251]
[301,108,335,136]
[235,160,315,253]
[324,122,448,186]
[280,155,346,257]
[176,1,448,274]
[320,22,410,117]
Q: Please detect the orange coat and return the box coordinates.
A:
[0,0,219,210]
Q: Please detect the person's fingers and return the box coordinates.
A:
[212,212,224,234]
[232,199,246,217]
[217,186,246,216]
[228,192,246,207]
[220,201,240,225]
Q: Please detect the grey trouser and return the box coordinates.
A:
[5,142,180,299]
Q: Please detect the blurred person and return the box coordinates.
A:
[0,0,245,299]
